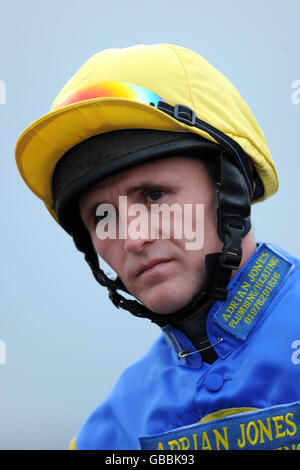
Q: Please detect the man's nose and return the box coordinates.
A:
[123,232,153,253]
[121,206,156,253]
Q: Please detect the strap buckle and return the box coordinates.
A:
[219,250,242,270]
[218,212,244,270]
[211,285,228,301]
[174,104,196,126]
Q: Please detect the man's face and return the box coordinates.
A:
[79,156,222,315]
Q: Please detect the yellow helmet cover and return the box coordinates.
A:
[15,43,278,224]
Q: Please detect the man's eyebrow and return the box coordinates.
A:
[127,178,181,194]
[125,182,162,195]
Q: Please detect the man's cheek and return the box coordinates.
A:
[92,239,118,273]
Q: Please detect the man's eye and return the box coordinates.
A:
[94,210,111,225]
[146,189,165,202]
[95,210,108,221]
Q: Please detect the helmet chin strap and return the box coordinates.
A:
[71,149,251,327]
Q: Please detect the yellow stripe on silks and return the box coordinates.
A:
[68,436,77,450]
[200,407,259,424]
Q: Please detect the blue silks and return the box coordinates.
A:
[74,242,300,450]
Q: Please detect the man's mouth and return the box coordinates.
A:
[137,259,173,277]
